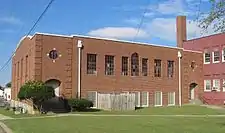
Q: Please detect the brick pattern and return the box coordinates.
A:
[12,34,203,107]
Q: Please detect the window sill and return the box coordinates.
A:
[168,104,175,106]
[204,90,211,92]
[213,61,220,64]
[204,62,210,65]
[154,104,162,107]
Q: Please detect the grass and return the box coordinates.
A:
[72,105,225,115]
[0,108,52,118]
[3,115,225,133]
[1,105,225,118]
[1,105,225,133]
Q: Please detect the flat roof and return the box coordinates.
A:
[14,32,203,55]
[35,32,182,50]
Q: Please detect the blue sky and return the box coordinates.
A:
[0,0,213,86]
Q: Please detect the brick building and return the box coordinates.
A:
[184,33,225,105]
[11,16,203,109]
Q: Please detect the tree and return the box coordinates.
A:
[5,82,11,88]
[198,0,225,33]
[17,80,55,112]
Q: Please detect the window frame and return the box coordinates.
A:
[121,56,129,76]
[141,58,148,76]
[212,51,220,63]
[105,55,115,76]
[223,79,225,92]
[154,91,162,107]
[203,52,210,64]
[213,79,220,92]
[168,92,175,106]
[131,53,139,76]
[87,53,97,75]
[204,80,211,92]
[222,48,225,62]
[154,59,162,77]
[167,60,174,78]
[141,91,149,107]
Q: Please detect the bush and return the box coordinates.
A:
[17,80,55,112]
[68,98,93,111]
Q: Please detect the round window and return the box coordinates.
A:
[49,50,58,59]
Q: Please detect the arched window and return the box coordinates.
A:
[131,53,139,76]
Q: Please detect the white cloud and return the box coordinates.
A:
[87,27,149,39]
[143,0,195,16]
[0,16,22,25]
[145,17,215,41]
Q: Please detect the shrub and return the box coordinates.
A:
[17,80,55,112]
[68,98,93,111]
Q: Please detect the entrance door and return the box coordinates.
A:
[189,83,198,100]
[191,88,195,100]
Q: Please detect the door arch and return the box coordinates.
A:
[45,79,61,97]
[189,83,198,100]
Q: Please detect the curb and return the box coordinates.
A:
[0,122,13,133]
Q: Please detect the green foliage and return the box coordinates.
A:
[198,0,225,33]
[68,98,93,111]
[5,82,11,88]
[17,80,55,111]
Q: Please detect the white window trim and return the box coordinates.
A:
[135,91,141,107]
[223,79,225,92]
[168,92,175,106]
[212,51,220,64]
[88,91,98,108]
[203,53,210,64]
[222,49,225,62]
[141,91,149,107]
[204,80,211,92]
[154,91,162,107]
[213,79,221,92]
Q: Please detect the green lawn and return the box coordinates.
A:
[3,115,225,133]
[1,105,225,118]
[73,105,225,115]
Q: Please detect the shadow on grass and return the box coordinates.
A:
[135,107,144,110]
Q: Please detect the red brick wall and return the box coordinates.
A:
[12,33,203,106]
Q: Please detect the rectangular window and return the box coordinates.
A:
[25,55,28,80]
[222,48,225,62]
[168,92,175,106]
[154,59,161,77]
[204,80,211,92]
[213,51,220,63]
[134,91,140,107]
[121,56,128,76]
[204,52,210,64]
[142,58,148,76]
[87,91,97,108]
[154,91,162,106]
[87,54,97,74]
[213,79,220,91]
[105,55,114,75]
[167,60,174,78]
[141,91,149,107]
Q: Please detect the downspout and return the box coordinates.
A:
[178,51,182,107]
[77,40,83,99]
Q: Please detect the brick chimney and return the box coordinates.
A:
[176,16,187,48]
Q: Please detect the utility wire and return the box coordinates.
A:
[132,0,150,41]
[0,0,55,72]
